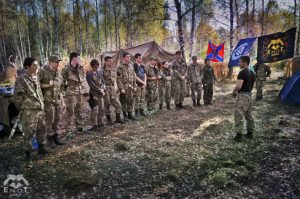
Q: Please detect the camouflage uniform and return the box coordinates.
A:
[234,93,255,134]
[117,63,137,113]
[103,65,122,115]
[159,67,172,107]
[187,63,203,105]
[202,65,215,105]
[86,70,105,126]
[134,63,147,113]
[172,59,188,106]
[146,65,159,110]
[254,63,271,100]
[14,73,46,151]
[61,63,85,132]
[38,65,63,137]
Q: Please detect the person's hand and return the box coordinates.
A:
[121,89,125,94]
[61,101,66,111]
[157,75,162,79]
[49,80,54,87]
[181,76,185,80]
[232,92,237,98]
[133,87,137,92]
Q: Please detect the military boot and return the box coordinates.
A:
[123,112,129,122]
[245,131,253,139]
[159,104,163,110]
[175,104,180,110]
[233,133,243,142]
[166,104,171,110]
[47,136,56,148]
[179,103,185,109]
[116,113,125,124]
[106,115,114,125]
[38,143,49,155]
[24,151,33,168]
[197,99,201,106]
[53,133,66,145]
[140,108,147,116]
[192,100,197,107]
[128,112,138,121]
[135,109,140,117]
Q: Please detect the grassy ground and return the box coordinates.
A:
[0,70,299,199]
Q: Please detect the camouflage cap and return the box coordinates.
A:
[192,56,197,60]
[49,55,62,62]
[149,56,158,61]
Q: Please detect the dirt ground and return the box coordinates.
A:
[0,70,299,199]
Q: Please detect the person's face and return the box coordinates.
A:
[72,56,81,65]
[176,53,183,60]
[49,61,60,71]
[239,60,245,69]
[151,60,157,66]
[192,59,197,63]
[105,59,113,67]
[91,64,99,71]
[123,55,130,63]
[28,61,39,74]
[136,56,142,64]
[163,62,169,68]
[205,60,211,66]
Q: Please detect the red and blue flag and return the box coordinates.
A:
[206,41,225,62]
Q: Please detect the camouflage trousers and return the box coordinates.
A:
[135,86,146,110]
[65,94,83,131]
[20,110,46,151]
[90,95,104,126]
[159,85,171,105]
[191,82,202,101]
[147,85,158,110]
[120,89,134,113]
[256,79,264,99]
[234,93,255,134]
[173,79,186,105]
[44,103,61,137]
[103,87,122,115]
[203,82,213,104]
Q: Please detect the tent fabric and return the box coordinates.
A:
[102,41,176,68]
[280,71,300,105]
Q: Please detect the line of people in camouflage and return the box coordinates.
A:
[13,51,216,167]
[13,50,271,167]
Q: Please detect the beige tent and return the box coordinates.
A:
[102,41,176,68]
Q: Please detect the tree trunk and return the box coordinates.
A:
[104,0,108,51]
[174,0,185,53]
[189,0,196,57]
[76,0,83,54]
[245,0,249,37]
[0,1,7,64]
[95,0,100,51]
[73,2,78,51]
[227,0,234,79]
[297,2,300,55]
[84,0,90,55]
[52,0,60,54]
[261,0,265,35]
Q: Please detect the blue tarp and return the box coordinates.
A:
[280,71,300,105]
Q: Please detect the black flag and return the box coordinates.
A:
[257,28,296,64]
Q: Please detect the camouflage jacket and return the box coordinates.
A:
[38,65,63,105]
[254,63,271,81]
[61,63,85,95]
[103,66,117,92]
[172,59,187,81]
[86,70,105,96]
[202,65,216,84]
[159,68,172,87]
[116,63,137,91]
[146,65,159,87]
[13,73,44,111]
[187,63,202,84]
